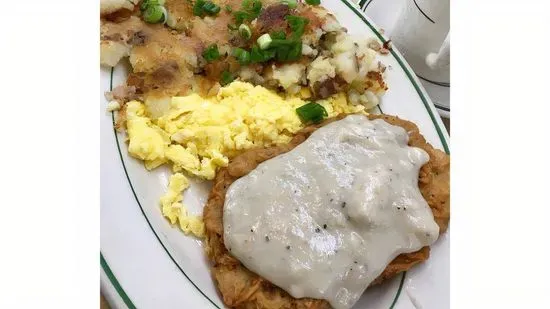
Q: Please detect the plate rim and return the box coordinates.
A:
[100,0,450,307]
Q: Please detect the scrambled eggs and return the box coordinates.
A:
[160,173,205,238]
[124,81,366,238]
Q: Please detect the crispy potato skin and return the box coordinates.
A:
[203,114,450,309]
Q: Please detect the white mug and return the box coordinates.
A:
[390,0,450,103]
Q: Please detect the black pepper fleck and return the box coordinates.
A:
[397,207,401,210]
[295,208,298,212]
[330,198,334,202]
[346,215,351,221]
[323,224,327,229]
[315,227,321,233]
[286,245,291,250]
[294,190,297,193]
[265,236,270,242]
[354,261,358,264]
[251,228,254,232]
[389,168,393,171]
[341,202,346,208]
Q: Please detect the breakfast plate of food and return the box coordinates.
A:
[100,1,450,308]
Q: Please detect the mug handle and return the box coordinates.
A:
[425,32,450,70]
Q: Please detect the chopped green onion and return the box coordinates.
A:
[257,33,272,50]
[296,102,328,124]
[140,0,150,11]
[193,0,221,17]
[233,0,262,24]
[270,30,286,40]
[250,44,276,63]
[269,38,296,48]
[232,47,251,65]
[220,70,234,86]
[140,0,155,11]
[140,0,166,11]
[161,7,169,23]
[202,44,220,62]
[280,0,297,9]
[225,5,233,12]
[202,1,221,14]
[275,45,289,62]
[238,24,252,40]
[227,24,238,30]
[287,40,302,60]
[286,15,309,38]
[143,5,166,24]
[233,11,250,24]
[193,0,203,15]
[305,0,321,5]
[242,0,262,15]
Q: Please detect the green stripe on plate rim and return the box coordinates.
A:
[102,1,450,307]
[101,253,137,309]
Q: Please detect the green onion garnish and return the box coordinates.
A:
[193,0,205,16]
[286,15,309,39]
[140,0,165,11]
[238,24,252,40]
[233,0,262,24]
[250,44,276,63]
[296,102,328,124]
[202,2,221,14]
[242,0,262,15]
[232,47,251,65]
[140,0,150,11]
[225,5,233,12]
[257,33,272,50]
[269,38,296,48]
[202,44,220,62]
[233,11,251,24]
[143,5,167,24]
[287,40,302,60]
[305,0,321,5]
[220,70,235,86]
[270,31,286,40]
[269,38,302,61]
[193,0,221,17]
[280,0,297,9]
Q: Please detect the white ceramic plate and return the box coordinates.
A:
[100,1,450,308]
[358,0,450,118]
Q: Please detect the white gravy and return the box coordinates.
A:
[223,115,439,309]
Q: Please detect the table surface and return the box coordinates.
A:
[99,1,449,307]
